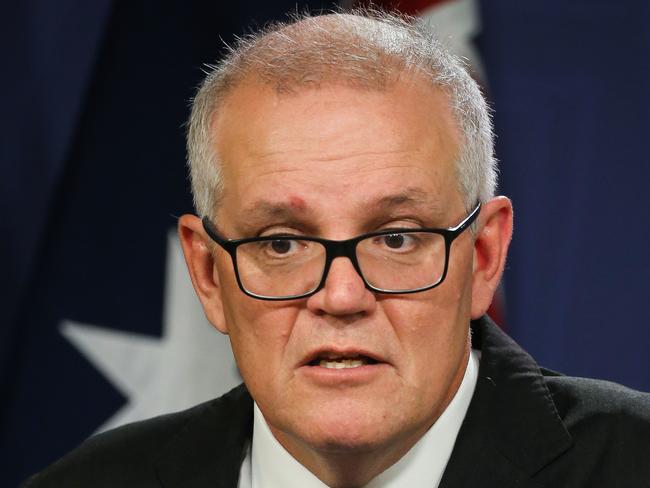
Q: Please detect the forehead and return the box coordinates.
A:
[212,76,463,224]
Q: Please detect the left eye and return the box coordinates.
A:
[375,233,418,252]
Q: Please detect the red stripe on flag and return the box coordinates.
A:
[487,284,507,330]
[355,0,452,16]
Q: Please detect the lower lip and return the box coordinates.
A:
[297,363,390,385]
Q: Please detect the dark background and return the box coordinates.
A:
[2,0,648,484]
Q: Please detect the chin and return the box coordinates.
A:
[310,428,386,454]
[296,403,398,454]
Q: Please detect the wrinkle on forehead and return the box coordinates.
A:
[235,159,424,182]
[247,148,416,166]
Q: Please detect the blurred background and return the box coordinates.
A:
[2,0,649,484]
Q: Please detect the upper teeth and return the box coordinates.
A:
[319,358,366,369]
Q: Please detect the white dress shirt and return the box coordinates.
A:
[238,349,479,488]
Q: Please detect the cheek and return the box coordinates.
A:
[215,253,286,340]
[381,286,466,340]
[220,291,299,383]
[380,276,472,371]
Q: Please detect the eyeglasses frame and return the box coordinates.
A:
[201,202,481,301]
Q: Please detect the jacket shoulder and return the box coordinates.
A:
[545,373,650,428]
[540,373,650,485]
[23,385,251,487]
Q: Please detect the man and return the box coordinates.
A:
[26,10,650,488]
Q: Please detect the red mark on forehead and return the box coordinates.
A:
[288,195,306,211]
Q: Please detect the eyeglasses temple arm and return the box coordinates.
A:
[450,202,481,233]
[201,216,229,247]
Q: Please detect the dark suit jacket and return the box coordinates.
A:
[24,316,650,487]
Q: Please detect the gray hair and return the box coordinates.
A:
[187,10,497,218]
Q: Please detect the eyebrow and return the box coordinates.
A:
[371,188,441,212]
[233,199,316,235]
[375,188,431,208]
[233,188,447,237]
[242,188,441,217]
[241,200,310,221]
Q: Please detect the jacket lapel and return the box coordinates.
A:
[439,317,573,487]
[154,384,253,488]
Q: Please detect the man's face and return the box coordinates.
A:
[210,77,475,460]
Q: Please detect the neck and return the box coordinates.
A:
[275,427,433,487]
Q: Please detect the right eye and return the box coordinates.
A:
[269,239,295,255]
[383,233,407,249]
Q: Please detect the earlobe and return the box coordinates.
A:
[178,215,229,334]
[470,197,513,319]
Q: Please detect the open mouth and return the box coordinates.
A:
[308,354,379,369]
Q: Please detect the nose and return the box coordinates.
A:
[306,257,376,316]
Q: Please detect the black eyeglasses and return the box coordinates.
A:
[202,203,480,301]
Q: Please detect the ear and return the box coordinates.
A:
[470,197,513,320]
[178,214,229,334]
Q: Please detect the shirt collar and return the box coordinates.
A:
[242,349,479,488]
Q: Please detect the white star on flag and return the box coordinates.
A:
[61,231,241,433]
